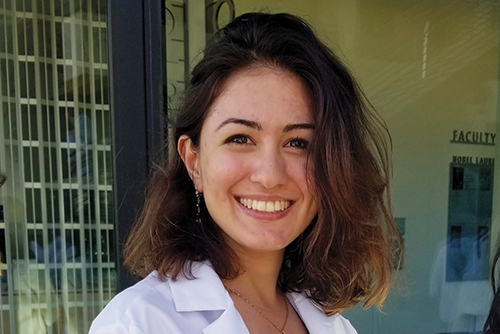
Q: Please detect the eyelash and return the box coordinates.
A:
[287,138,309,149]
[226,135,309,149]
[226,135,250,144]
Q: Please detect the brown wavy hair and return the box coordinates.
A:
[124,12,402,314]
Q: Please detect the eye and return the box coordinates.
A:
[226,135,249,144]
[287,138,309,149]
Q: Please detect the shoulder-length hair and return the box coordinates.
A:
[124,12,401,314]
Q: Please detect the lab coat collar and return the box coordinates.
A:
[169,262,250,334]
[169,261,229,312]
[290,292,336,333]
[169,262,339,334]
[202,305,250,334]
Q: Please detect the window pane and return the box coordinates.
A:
[228,1,497,333]
[0,1,115,333]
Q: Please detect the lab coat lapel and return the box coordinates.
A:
[202,305,250,334]
[170,262,228,312]
[169,262,249,333]
[289,293,334,334]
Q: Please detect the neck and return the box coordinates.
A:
[223,248,285,305]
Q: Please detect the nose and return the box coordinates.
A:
[249,147,287,189]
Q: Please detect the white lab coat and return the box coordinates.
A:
[89,262,357,334]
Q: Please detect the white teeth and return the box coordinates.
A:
[238,198,291,213]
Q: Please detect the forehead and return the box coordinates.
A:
[203,66,314,128]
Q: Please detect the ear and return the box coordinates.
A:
[178,134,203,192]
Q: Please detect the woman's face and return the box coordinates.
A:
[180,66,318,257]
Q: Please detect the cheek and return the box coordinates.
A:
[288,158,314,193]
[200,155,247,191]
[292,162,318,216]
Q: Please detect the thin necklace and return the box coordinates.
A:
[225,286,289,334]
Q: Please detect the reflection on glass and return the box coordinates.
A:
[446,164,492,283]
[227,0,499,333]
[0,1,114,333]
[426,163,493,332]
[165,1,188,120]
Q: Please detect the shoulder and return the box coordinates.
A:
[89,273,180,334]
[289,293,357,334]
[89,262,232,334]
[329,314,357,334]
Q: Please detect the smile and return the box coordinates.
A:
[238,197,291,213]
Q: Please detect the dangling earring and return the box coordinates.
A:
[195,190,202,224]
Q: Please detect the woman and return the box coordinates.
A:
[90,12,401,334]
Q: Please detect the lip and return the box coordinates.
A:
[235,196,294,221]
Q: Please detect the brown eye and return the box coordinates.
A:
[227,135,249,144]
[288,138,308,149]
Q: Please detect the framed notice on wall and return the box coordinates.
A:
[446,163,492,282]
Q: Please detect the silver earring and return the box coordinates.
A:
[195,190,202,224]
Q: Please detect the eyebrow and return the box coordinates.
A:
[216,118,262,131]
[216,117,315,132]
[283,123,315,133]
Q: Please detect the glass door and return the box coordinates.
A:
[231,1,499,333]
[0,0,115,333]
[164,1,499,333]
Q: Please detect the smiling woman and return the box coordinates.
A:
[89,12,401,334]
[178,67,318,258]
